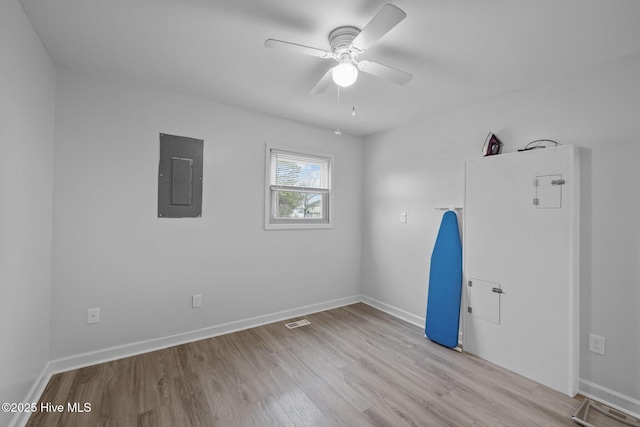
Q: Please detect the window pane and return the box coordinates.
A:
[274,191,324,219]
[271,150,329,189]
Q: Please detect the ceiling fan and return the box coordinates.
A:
[265,3,412,94]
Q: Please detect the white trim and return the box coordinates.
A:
[50,295,360,374]
[360,295,425,328]
[9,362,52,427]
[270,185,330,194]
[265,221,333,230]
[579,379,640,420]
[569,145,581,396]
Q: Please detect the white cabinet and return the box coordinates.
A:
[464,145,579,396]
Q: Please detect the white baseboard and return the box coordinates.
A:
[579,378,640,419]
[361,295,425,328]
[50,295,361,374]
[10,362,52,427]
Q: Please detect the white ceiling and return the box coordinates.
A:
[19,0,640,137]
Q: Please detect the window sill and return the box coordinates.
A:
[264,222,333,231]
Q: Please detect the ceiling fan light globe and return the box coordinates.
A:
[332,62,358,87]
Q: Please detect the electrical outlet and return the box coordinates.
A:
[192,294,202,308]
[589,333,605,356]
[87,307,100,324]
[400,212,407,223]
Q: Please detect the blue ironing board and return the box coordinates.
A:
[425,211,463,348]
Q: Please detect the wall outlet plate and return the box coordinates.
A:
[192,294,202,308]
[589,333,605,356]
[87,307,100,324]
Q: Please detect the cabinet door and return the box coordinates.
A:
[464,145,579,396]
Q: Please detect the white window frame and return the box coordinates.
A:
[264,144,334,230]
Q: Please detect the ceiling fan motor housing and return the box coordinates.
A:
[329,26,361,58]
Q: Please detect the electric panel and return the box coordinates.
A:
[158,133,203,218]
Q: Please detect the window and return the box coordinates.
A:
[265,144,333,229]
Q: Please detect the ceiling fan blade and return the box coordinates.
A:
[265,39,333,59]
[352,4,407,51]
[358,60,412,85]
[310,68,335,94]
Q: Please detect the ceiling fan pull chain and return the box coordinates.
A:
[352,81,356,116]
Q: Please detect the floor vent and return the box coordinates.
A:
[572,398,640,427]
[285,319,311,329]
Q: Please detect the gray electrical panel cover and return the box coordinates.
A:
[158,133,203,218]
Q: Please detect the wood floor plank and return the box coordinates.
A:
[136,405,178,427]
[411,354,529,425]
[227,329,279,374]
[272,348,325,389]
[206,335,273,406]
[310,364,374,413]
[342,358,475,426]
[245,395,293,427]
[27,303,582,427]
[133,350,172,414]
[301,381,373,427]
[98,357,138,426]
[415,352,570,426]
[258,367,298,396]
[172,373,213,426]
[273,387,328,427]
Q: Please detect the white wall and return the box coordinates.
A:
[50,69,364,360]
[0,0,55,425]
[580,142,640,410]
[362,128,472,319]
[362,51,640,414]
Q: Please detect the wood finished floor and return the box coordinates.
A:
[27,303,582,426]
